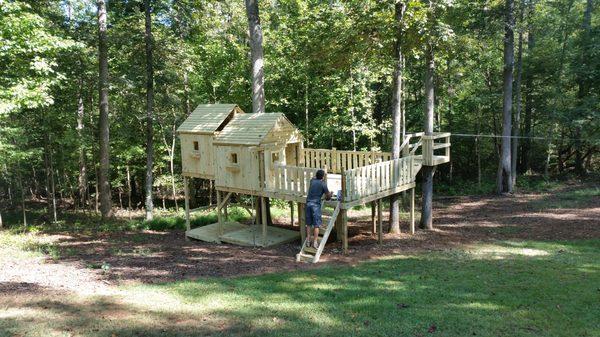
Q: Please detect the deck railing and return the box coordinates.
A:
[421,132,451,165]
[269,164,319,196]
[302,148,393,173]
[343,156,414,202]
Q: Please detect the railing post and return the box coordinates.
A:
[332,147,337,173]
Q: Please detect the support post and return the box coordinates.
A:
[184,176,190,233]
[371,201,376,234]
[342,208,348,254]
[261,196,267,247]
[377,198,383,245]
[216,190,223,238]
[299,202,306,244]
[410,187,415,234]
[290,201,294,226]
[223,200,228,221]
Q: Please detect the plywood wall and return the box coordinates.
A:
[214,145,261,192]
[180,134,215,178]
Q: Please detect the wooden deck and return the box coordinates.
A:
[220,225,299,247]
[186,221,299,247]
[186,221,248,243]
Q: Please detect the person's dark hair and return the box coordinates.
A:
[316,169,325,180]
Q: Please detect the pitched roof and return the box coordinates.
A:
[213,113,299,145]
[177,104,242,134]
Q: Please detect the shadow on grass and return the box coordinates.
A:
[2,240,599,337]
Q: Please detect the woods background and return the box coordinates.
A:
[0,0,598,221]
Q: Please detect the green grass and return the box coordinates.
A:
[2,239,598,336]
[0,205,294,233]
[121,240,597,337]
[530,187,599,210]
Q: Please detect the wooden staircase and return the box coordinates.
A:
[296,200,341,263]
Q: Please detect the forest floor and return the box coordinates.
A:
[1,181,598,336]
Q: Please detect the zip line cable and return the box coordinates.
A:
[448,133,599,142]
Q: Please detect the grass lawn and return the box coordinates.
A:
[2,239,598,337]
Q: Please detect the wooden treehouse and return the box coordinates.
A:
[178,103,450,262]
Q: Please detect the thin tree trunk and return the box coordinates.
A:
[95,166,99,214]
[17,168,27,227]
[511,9,524,187]
[305,77,309,144]
[421,39,436,230]
[476,108,482,188]
[170,125,178,211]
[126,165,132,220]
[44,136,57,222]
[350,68,356,151]
[144,0,155,220]
[574,0,593,175]
[245,0,265,114]
[497,0,515,194]
[389,1,406,234]
[97,0,112,219]
[76,78,88,208]
[522,6,535,173]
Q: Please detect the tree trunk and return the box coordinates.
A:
[245,0,272,225]
[17,168,27,227]
[511,9,524,188]
[126,165,132,220]
[389,1,406,234]
[522,11,535,173]
[497,0,514,194]
[245,0,265,114]
[421,40,435,230]
[170,124,178,212]
[144,0,155,220]
[474,105,481,188]
[44,136,57,222]
[574,0,593,175]
[97,0,112,220]
[76,79,88,208]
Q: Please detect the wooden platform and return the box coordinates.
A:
[186,221,248,243]
[220,225,299,247]
[186,221,299,247]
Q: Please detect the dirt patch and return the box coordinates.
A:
[1,184,598,293]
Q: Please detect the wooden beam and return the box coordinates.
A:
[216,192,232,210]
[184,176,190,233]
[341,208,348,254]
[261,196,267,247]
[299,202,306,244]
[290,201,294,226]
[216,190,223,238]
[371,201,376,235]
[410,187,415,234]
[341,182,416,209]
[377,198,383,245]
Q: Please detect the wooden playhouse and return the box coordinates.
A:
[178,103,451,262]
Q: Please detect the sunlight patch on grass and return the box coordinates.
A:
[449,302,505,310]
[468,244,550,258]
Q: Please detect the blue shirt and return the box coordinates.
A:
[306,178,329,204]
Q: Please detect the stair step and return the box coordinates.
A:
[303,246,317,254]
[296,253,314,262]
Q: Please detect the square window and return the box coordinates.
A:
[230,153,238,164]
[193,141,199,151]
[272,152,279,163]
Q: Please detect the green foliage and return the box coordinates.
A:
[0,0,598,220]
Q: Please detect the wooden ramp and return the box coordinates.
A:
[220,225,299,247]
[186,221,248,243]
[186,221,299,247]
